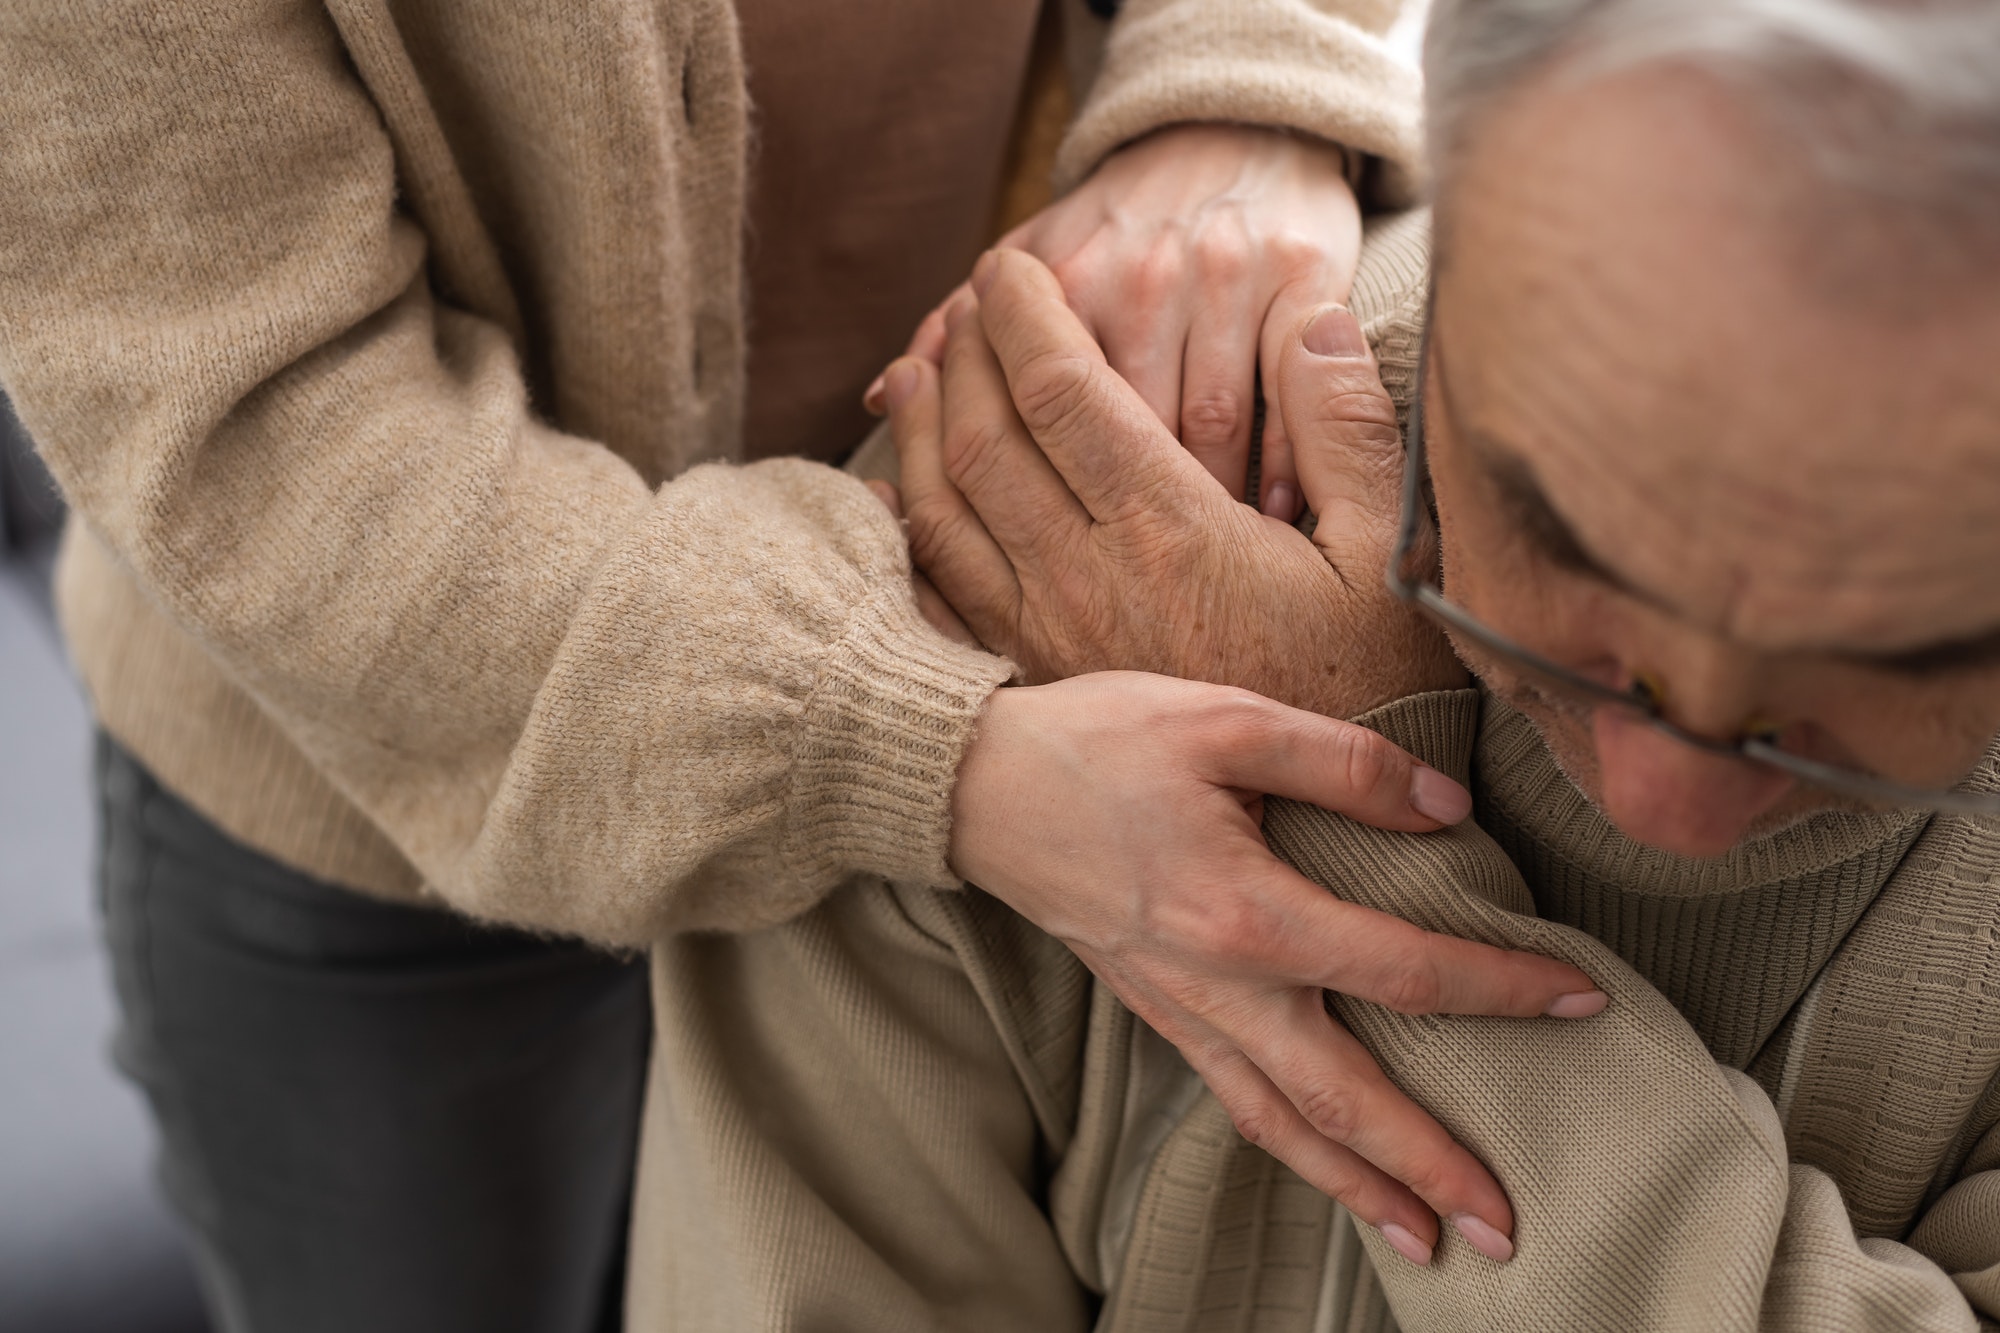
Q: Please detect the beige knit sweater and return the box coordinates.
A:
[1084,218,2000,1333]
[0,0,1423,941]
[619,688,2000,1332]
[1270,693,2000,1333]
[618,211,2000,1331]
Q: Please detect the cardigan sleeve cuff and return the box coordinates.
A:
[783,584,1017,891]
[1055,0,1426,209]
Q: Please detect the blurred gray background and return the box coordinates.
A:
[1,390,210,1333]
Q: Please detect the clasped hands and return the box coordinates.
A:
[865,126,1606,1267]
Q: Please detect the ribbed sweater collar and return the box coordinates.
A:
[1471,693,1928,1066]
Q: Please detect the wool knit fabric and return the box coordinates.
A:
[626,212,2000,1330]
[623,687,2000,1330]
[1100,215,2000,1331]
[1270,691,2000,1333]
[0,0,1423,941]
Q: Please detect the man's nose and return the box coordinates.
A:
[1591,705,1796,858]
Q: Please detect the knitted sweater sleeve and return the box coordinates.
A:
[0,5,1012,944]
[1262,690,1994,1331]
[1057,0,1425,205]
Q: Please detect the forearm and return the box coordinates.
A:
[1061,0,1423,203]
[0,1,1011,943]
[1264,691,1990,1330]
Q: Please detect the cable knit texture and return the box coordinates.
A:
[0,0,1421,939]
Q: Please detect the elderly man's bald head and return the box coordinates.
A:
[1407,0,2000,855]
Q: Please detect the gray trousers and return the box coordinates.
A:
[94,735,651,1333]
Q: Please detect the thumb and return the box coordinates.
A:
[1197,690,1473,833]
[1275,306,1408,577]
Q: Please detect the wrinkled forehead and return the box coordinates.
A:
[1430,63,2000,655]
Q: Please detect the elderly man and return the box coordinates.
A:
[863,0,2000,1327]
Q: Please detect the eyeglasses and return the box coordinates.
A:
[1384,326,2000,820]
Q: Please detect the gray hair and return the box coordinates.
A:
[1422,0,2000,214]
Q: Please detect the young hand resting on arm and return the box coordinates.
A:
[876,250,1610,1267]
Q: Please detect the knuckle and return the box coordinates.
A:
[903,500,955,573]
[1395,1153,1455,1203]
[1297,1079,1365,1145]
[1197,686,1280,745]
[1269,229,1332,275]
[1190,227,1250,285]
[1048,253,1094,301]
[1010,349,1101,438]
[1377,943,1446,1015]
[1165,892,1267,966]
[941,415,1015,492]
[1127,243,1185,306]
[1338,732,1402,798]
[1311,386,1401,444]
[1180,387,1246,451]
[1228,1098,1285,1151]
[1141,872,1286,972]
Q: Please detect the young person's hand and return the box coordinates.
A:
[871,124,1362,523]
[878,248,1610,1266]
[946,672,1605,1267]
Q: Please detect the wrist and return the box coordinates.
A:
[787,589,1013,891]
[946,684,1027,886]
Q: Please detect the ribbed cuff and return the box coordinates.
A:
[1054,0,1426,207]
[783,585,1017,891]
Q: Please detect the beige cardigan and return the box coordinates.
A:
[0,0,1422,941]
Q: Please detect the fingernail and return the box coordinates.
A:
[1409,766,1472,825]
[1450,1213,1515,1263]
[1261,481,1298,522]
[971,249,1001,298]
[863,373,887,415]
[1303,306,1369,359]
[1545,989,1609,1019]
[1379,1223,1433,1267]
[883,361,920,412]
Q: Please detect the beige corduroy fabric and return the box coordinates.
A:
[0,0,1421,941]
[642,215,2000,1330]
[627,684,2000,1331]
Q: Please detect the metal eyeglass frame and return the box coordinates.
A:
[1384,329,2000,820]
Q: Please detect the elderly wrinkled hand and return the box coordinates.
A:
[882,247,1462,722]
[877,247,1607,1263]
[871,123,1360,522]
